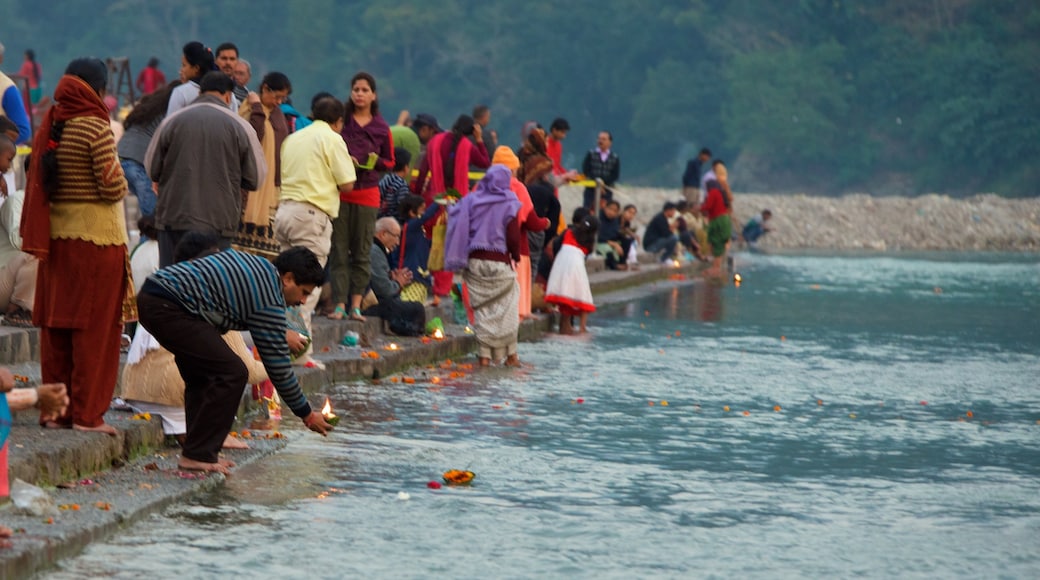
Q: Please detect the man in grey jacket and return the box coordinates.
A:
[365,217,425,336]
[146,71,265,266]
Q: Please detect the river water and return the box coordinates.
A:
[50,253,1040,579]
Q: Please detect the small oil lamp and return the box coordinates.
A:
[386,342,399,351]
[733,273,742,287]
[320,397,339,426]
[432,328,444,340]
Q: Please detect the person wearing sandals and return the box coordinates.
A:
[330,72,394,322]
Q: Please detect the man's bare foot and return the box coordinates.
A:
[504,354,521,367]
[0,525,12,538]
[74,423,118,436]
[479,357,491,367]
[42,420,70,429]
[217,457,237,468]
[222,434,249,449]
[178,456,231,475]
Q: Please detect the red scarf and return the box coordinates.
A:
[21,75,111,261]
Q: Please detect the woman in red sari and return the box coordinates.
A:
[22,58,132,435]
[413,114,490,299]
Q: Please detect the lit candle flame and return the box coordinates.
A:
[672,259,681,268]
[320,396,339,426]
[433,328,444,340]
[734,274,742,283]
[387,343,399,350]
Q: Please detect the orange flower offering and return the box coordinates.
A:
[442,469,475,485]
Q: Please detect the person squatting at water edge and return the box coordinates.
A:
[137,245,333,474]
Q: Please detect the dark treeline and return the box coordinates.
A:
[2,0,1036,196]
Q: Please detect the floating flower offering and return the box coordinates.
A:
[443,469,475,485]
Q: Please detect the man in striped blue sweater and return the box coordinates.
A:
[138,245,333,475]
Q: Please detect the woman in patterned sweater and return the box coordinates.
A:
[21,58,133,435]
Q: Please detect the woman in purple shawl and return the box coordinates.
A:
[444,165,523,366]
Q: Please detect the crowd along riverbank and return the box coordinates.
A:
[0,254,702,580]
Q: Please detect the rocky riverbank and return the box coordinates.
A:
[558,185,1040,252]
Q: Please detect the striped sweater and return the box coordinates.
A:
[53,116,127,202]
[146,250,312,417]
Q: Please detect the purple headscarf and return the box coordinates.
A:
[443,165,522,271]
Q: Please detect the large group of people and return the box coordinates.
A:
[0,39,775,481]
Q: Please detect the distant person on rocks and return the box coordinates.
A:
[742,209,773,245]
[581,131,620,211]
[0,43,32,143]
[545,212,598,334]
[444,165,523,366]
[365,217,426,335]
[274,95,356,366]
[379,147,412,219]
[138,246,333,474]
[215,42,247,105]
[18,49,42,104]
[147,71,264,266]
[166,41,217,115]
[642,202,680,263]
[682,147,712,204]
[135,57,167,95]
[118,81,180,219]
[675,200,706,261]
[701,177,732,277]
[21,57,133,436]
[234,71,291,259]
[331,71,394,322]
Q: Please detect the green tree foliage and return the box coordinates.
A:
[0,0,1034,196]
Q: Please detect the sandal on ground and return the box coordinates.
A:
[348,307,366,322]
[327,305,347,320]
[2,307,34,328]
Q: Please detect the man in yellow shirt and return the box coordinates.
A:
[274,96,356,366]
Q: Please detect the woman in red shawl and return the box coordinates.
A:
[21,58,132,435]
[413,114,490,299]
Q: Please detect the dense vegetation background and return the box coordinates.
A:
[1,0,1036,196]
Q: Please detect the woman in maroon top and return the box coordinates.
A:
[330,72,395,321]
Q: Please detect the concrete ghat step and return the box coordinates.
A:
[6,410,167,488]
[0,326,40,366]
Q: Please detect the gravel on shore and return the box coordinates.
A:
[558,185,1040,252]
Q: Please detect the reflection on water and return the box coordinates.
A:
[51,253,1040,579]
